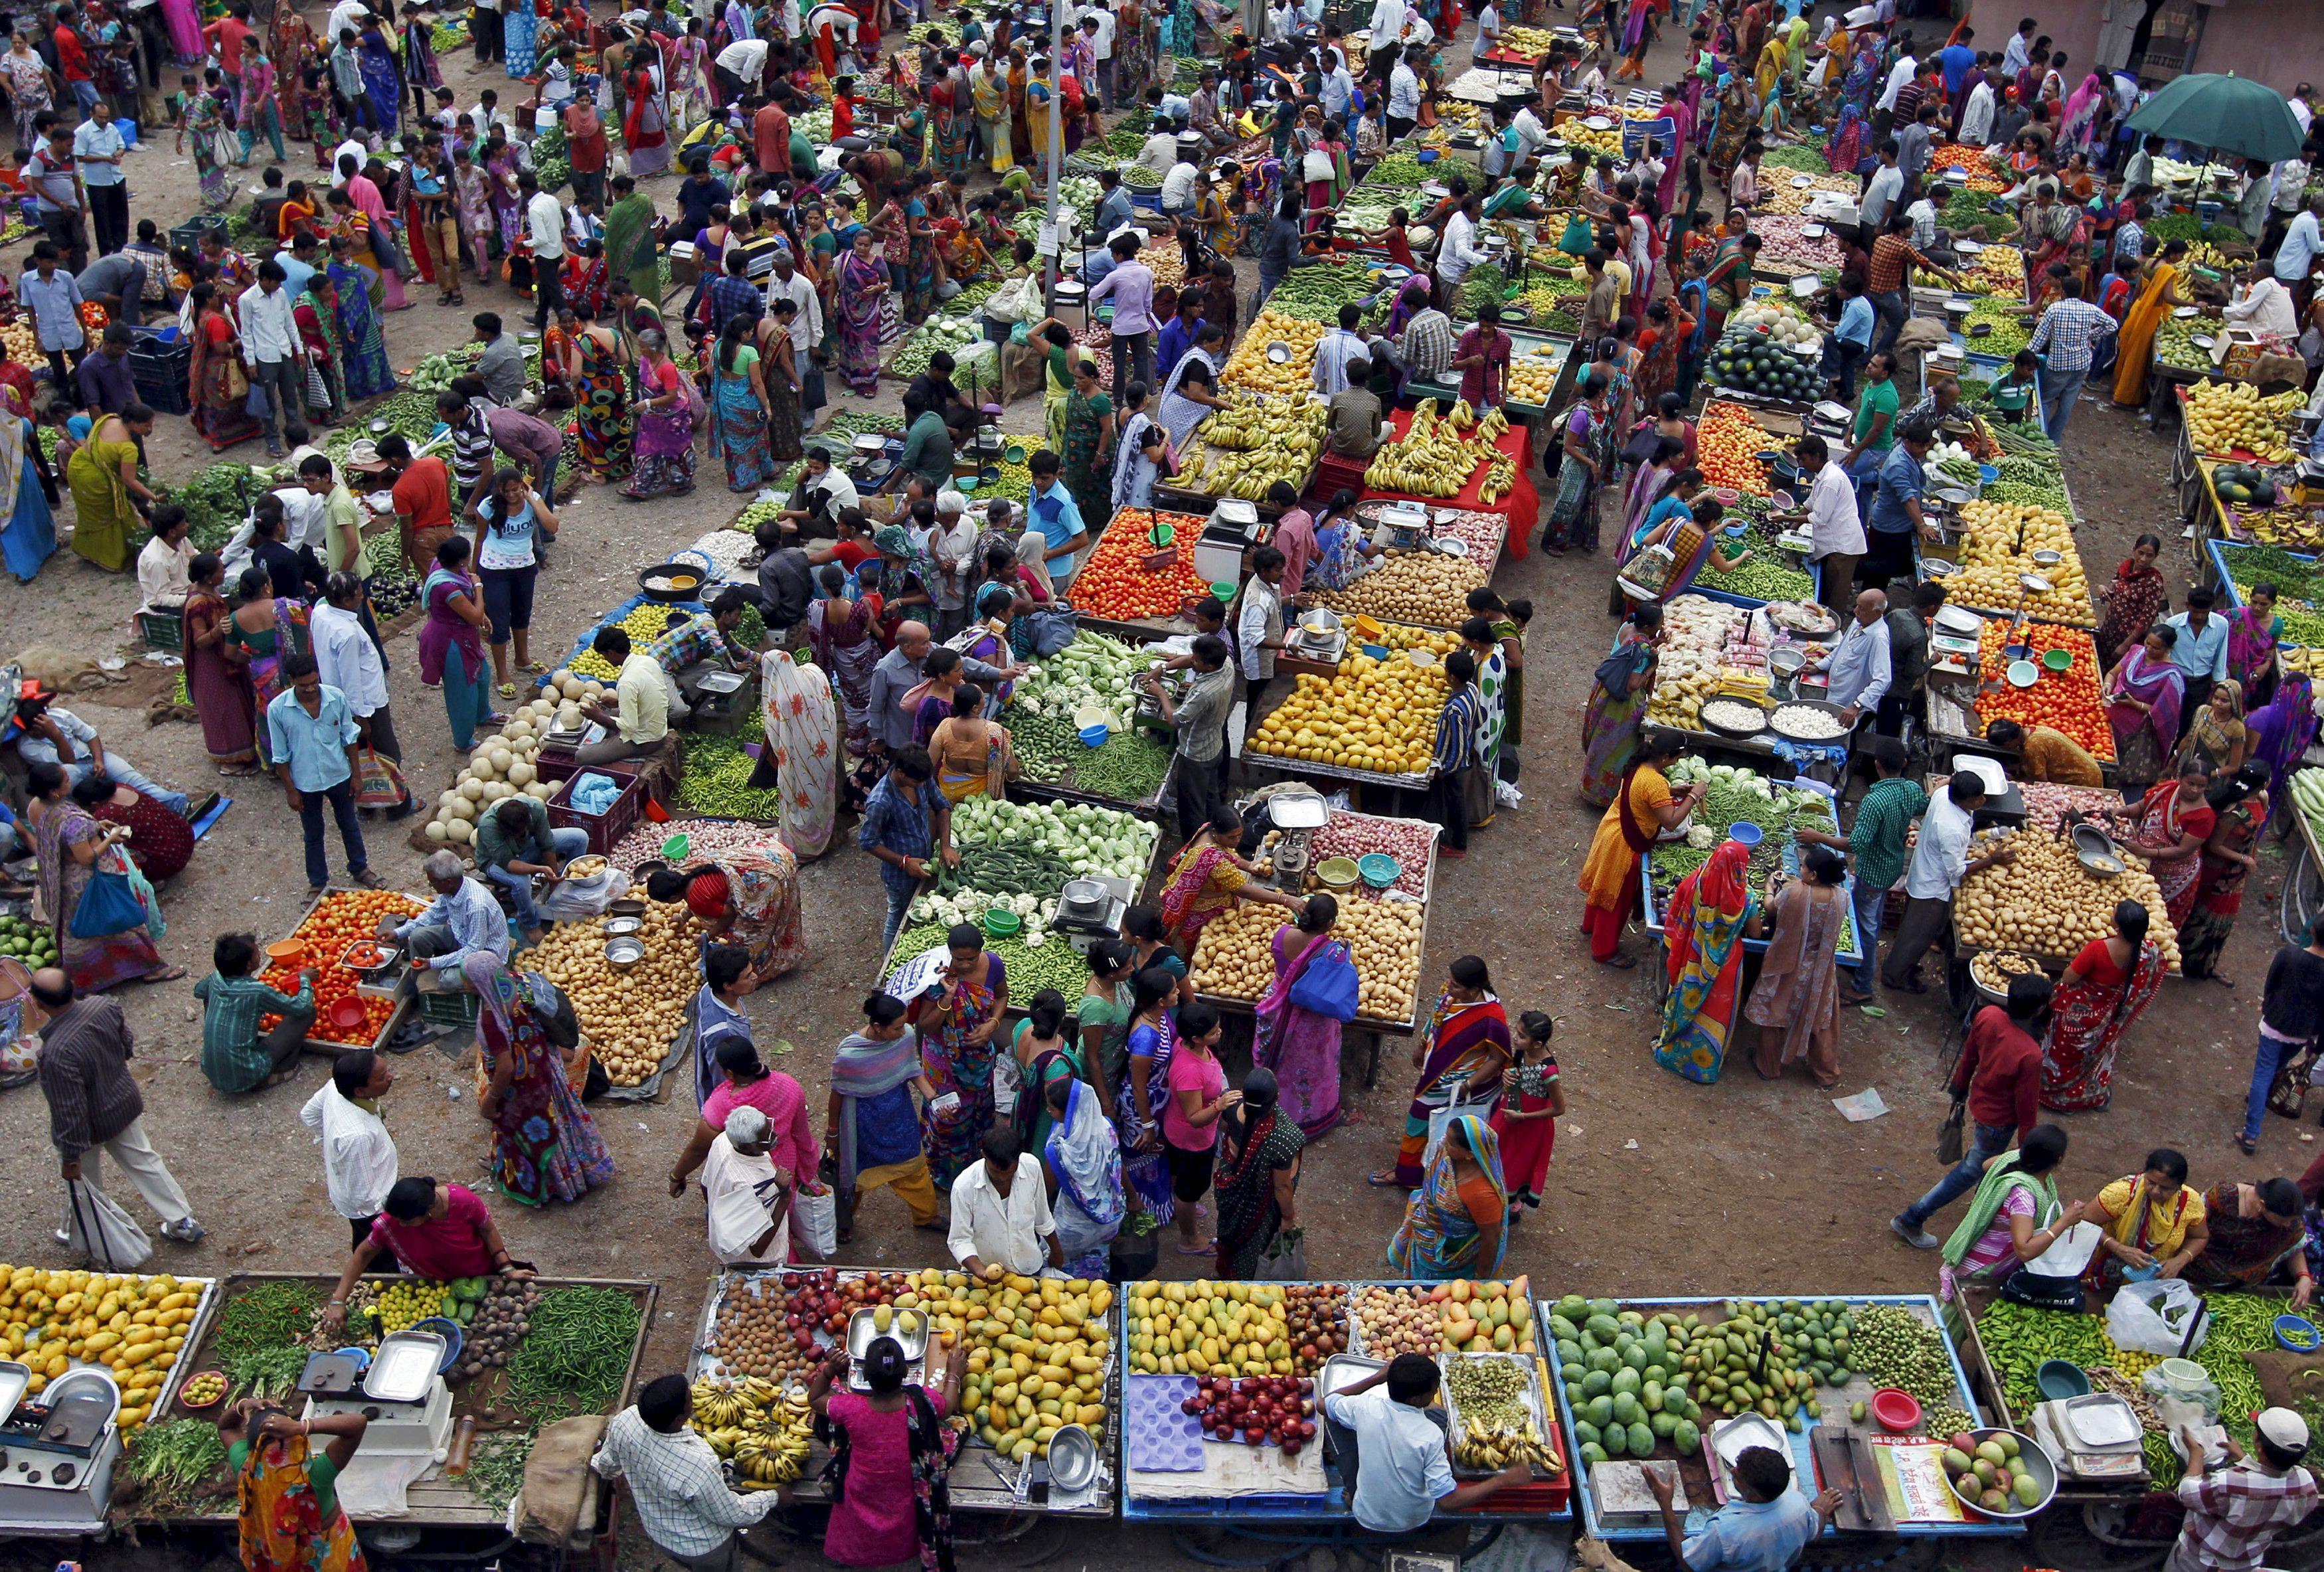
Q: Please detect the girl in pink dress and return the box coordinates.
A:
[809,1339,963,1571]
[1489,1010,1561,1217]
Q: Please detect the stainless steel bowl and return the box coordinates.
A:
[603,916,643,937]
[847,1306,931,1361]
[1046,1425,1100,1493]
[604,936,647,970]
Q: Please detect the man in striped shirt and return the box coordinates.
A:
[195,932,317,1093]
[1430,650,1483,857]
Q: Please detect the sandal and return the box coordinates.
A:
[140,965,188,983]
[351,869,386,889]
[1366,1169,1408,1188]
[1886,976,1928,995]
[2238,1132,2260,1156]
[1598,952,1637,969]
[1174,1239,1216,1256]
[2206,973,2237,988]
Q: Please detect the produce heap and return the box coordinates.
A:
[0,909,56,967]
[1645,596,1751,729]
[1222,311,1324,394]
[1952,822,2181,969]
[1505,340,1567,406]
[1963,296,2034,359]
[691,1376,816,1486]
[1193,892,1424,1023]
[1307,547,1493,628]
[1001,630,1175,804]
[675,731,784,821]
[1697,403,1776,492]
[1247,636,1459,776]
[0,1267,206,1429]
[886,310,995,379]
[531,904,695,1084]
[423,689,575,847]
[1651,760,1849,938]
[2185,379,2303,462]
[2157,313,2218,374]
[1363,399,1518,501]
[1264,260,1390,322]
[1758,169,1859,216]
[1176,393,1327,502]
[1705,302,1827,400]
[566,605,693,680]
[1694,503,1816,603]
[1070,508,1212,622]
[1958,244,2028,298]
[255,889,425,1049]
[1948,499,2095,626]
[1301,810,1439,897]
[1448,1354,1560,1474]
[1971,620,2115,760]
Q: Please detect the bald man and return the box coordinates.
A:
[865,620,1022,755]
[1809,588,1894,725]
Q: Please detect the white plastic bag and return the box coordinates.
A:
[791,1179,839,1260]
[537,869,631,923]
[2107,1277,2212,1357]
[64,1178,153,1270]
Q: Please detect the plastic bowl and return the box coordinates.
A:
[1358,853,1402,889]
[1416,147,1440,163]
[406,1316,465,1373]
[325,996,370,1035]
[1210,580,1238,601]
[1727,821,1764,848]
[984,907,1023,938]
[2042,647,2074,672]
[265,940,307,967]
[1361,643,1390,659]
[1315,856,1362,891]
[1078,723,1111,746]
[2036,1359,2092,1400]
[1870,1387,1922,1433]
[176,1369,230,1411]
[2276,1313,2321,1352]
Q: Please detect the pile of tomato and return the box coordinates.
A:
[1975,620,2116,760]
[258,888,424,1049]
[1068,509,1214,621]
[1699,404,1774,494]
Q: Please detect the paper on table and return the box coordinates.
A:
[1592,1460,1687,1516]
[1870,1439,1966,1524]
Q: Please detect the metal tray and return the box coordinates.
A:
[1438,1350,1550,1478]
[847,1306,932,1362]
[0,1360,27,1427]
[364,1330,447,1402]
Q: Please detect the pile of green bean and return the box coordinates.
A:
[886,920,1093,995]
[1074,731,1173,804]
[504,1288,642,1421]
[212,1280,321,1370]
[942,843,1071,897]
[676,733,784,822]
[1977,1300,2108,1417]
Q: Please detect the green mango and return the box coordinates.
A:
[1580,1442,1608,1466]
[1575,1420,1602,1446]
[1643,1383,1664,1414]
[1671,1419,1701,1454]
[2013,1472,2044,1508]
[1611,1393,1642,1427]
[1582,1369,1612,1398]
[1995,1433,2021,1460]
[1645,1365,1667,1385]
[1549,1315,1581,1342]
[1588,1348,1620,1374]
[1650,1410,1679,1439]
[1622,1345,1649,1373]
[1586,1314,1621,1343]
[1683,1400,1702,1423]
[1942,1448,1973,1475]
[1627,1422,1655,1456]
[1611,1367,1641,1397]
[1975,1442,2009,1468]
[1556,1296,1590,1322]
[1587,1299,1618,1320]
[1601,1423,1628,1458]
[1586,1395,1614,1429]
[1557,1339,1584,1366]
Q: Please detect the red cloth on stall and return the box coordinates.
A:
[1357,408,1538,559]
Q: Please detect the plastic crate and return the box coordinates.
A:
[416,988,481,1027]
[135,608,182,650]
[545,763,647,855]
[130,337,193,416]
[167,213,229,252]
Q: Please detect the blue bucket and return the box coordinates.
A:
[1727,821,1764,847]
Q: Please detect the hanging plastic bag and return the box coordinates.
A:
[791,1178,839,1260]
[64,1178,153,1270]
[2107,1276,2212,1357]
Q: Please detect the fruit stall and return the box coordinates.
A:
[1352,404,1539,550]
[2185,456,2324,553]
[876,796,1167,1004]
[1189,804,1441,1055]
[1402,329,1580,419]
[1940,497,2097,630]
[689,1266,1118,1516]
[999,629,1178,814]
[1163,393,1327,511]
[1542,1294,2023,1544]
[1118,1278,1570,1525]
[1921,620,2119,787]
[1240,628,1463,802]
[1303,508,1511,632]
[114,1272,655,1539]
[2169,380,2311,555]
[1067,508,1217,643]
[0,1267,218,1536]
[254,887,426,1055]
[2205,539,2324,654]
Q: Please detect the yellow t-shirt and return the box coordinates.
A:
[615,651,670,744]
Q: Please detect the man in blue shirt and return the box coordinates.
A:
[1092,168,1135,236]
[266,652,376,895]
[2165,587,2232,732]
[859,746,954,949]
[1323,1354,1534,1531]
[1862,420,1935,588]
[1822,273,1876,398]
[1938,29,1978,97]
[2274,191,2324,288]
[1025,450,1088,590]
[1647,1444,1839,1572]
[72,103,126,256]
[386,851,511,972]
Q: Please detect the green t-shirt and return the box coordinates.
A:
[226,1441,341,1522]
[1853,379,1900,451]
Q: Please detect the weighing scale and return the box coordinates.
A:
[1259,791,1329,891]
[0,1365,124,1530]
[847,432,903,490]
[1369,501,1433,553]
[1051,875,1135,954]
[1951,752,2027,830]
[1928,604,1983,677]
[301,1332,456,1492]
[1293,609,1349,665]
[973,403,1007,462]
[845,1307,930,1392]
[1194,497,1264,586]
[689,667,758,735]
[2031,1395,2145,1483]
[1766,646,1808,702]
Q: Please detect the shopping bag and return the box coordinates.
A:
[68,855,147,940]
[791,1179,839,1260]
[1560,215,1595,254]
[64,1176,153,1270]
[246,377,274,421]
[1424,1079,1497,1169]
[353,746,406,810]
[2106,1277,2212,1357]
[2269,1044,2318,1118]
[1286,938,1360,1022]
[1936,1095,1967,1164]
[1256,1227,1307,1282]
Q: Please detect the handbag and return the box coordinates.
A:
[1461,760,1495,826]
[304,357,333,414]
[1936,1094,1967,1164]
[1619,419,1665,466]
[1286,937,1360,1022]
[64,1176,153,1270]
[245,377,274,420]
[791,1178,839,1259]
[68,848,148,939]
[2268,1042,2318,1120]
[353,746,406,810]
[1301,146,1335,183]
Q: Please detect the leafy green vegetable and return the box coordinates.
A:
[124,1420,228,1510]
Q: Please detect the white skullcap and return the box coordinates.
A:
[2258,1407,2310,1452]
[937,487,968,516]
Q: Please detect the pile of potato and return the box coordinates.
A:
[1191,893,1424,1023]
[1954,830,2181,971]
[531,905,693,1083]
[1308,550,1491,629]
[1948,500,2094,626]
[424,686,598,846]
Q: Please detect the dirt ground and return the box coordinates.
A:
[0,3,2293,1568]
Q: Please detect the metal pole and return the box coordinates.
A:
[1040,0,1070,313]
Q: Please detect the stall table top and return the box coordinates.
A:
[1358,406,1540,535]
[2191,455,2324,552]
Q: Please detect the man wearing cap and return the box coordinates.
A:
[2172,1409,2320,1572]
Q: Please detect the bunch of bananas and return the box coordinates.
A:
[1495,23,1558,54]
[693,1375,815,1486]
[1476,453,1519,505]
[1179,395,1327,502]
[1365,399,1505,498]
[374,1280,446,1335]
[1453,1418,1561,1472]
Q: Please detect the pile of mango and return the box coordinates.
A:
[904,1268,1112,1464]
[0,1266,204,1429]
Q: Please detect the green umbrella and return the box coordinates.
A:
[2124,72,2306,164]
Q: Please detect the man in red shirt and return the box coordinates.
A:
[1892,972,2054,1247]
[751,95,789,179]
[202,3,254,119]
[380,433,456,574]
[52,6,97,118]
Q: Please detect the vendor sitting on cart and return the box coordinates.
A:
[1323,1354,1536,1531]
[1645,1446,1842,1572]
[1982,718,2106,788]
[2171,1408,2322,1572]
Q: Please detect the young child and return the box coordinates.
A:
[1989,349,2040,424]
[1490,1009,1560,1217]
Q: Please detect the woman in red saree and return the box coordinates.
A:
[621,49,671,177]
[186,282,262,450]
[1377,955,1510,1188]
[2095,533,2169,671]
[1651,839,1758,1084]
[2178,762,2272,983]
[2040,899,2167,1112]
[2108,764,2219,928]
[181,553,260,772]
[1157,804,1304,958]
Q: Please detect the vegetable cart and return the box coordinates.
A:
[688,1267,1118,1520]
[255,885,426,1059]
[1118,1278,1568,1545]
[1402,329,1580,420]
[999,629,1179,818]
[1918,614,2121,789]
[1540,1293,2020,1548]
[114,1272,657,1555]
[1237,677,1444,818]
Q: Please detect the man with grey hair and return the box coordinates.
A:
[701,1106,793,1265]
[309,572,411,817]
[379,852,511,973]
[927,489,980,638]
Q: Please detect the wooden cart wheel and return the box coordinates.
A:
[2282,839,2324,950]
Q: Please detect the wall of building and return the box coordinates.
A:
[2001,0,2324,101]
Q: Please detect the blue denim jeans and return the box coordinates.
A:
[882,881,916,954]
[483,826,591,928]
[296,778,367,890]
[1849,873,1887,996]
[2036,362,2087,445]
[2246,1031,2311,1146]
[1899,1121,2018,1229]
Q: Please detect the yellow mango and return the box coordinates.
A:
[42,1355,66,1379]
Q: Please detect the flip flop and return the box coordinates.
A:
[497,682,519,698]
[1598,952,1637,969]
[1366,1170,1406,1188]
[140,965,188,983]
[1174,1239,1216,1256]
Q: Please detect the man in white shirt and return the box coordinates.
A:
[1160,148,1203,218]
[2220,265,2300,342]
[1436,193,1488,289]
[1324,1355,1535,1531]
[926,491,980,638]
[1857,141,1905,233]
[237,260,307,458]
[311,573,408,799]
[2000,19,2033,78]
[1320,53,1355,118]
[947,1127,1062,1279]
[1884,770,2014,991]
[1512,100,1549,159]
[1134,118,1180,173]
[1808,586,1894,723]
[1080,5,1116,110]
[1793,434,1865,609]
[1958,72,1997,146]
[1874,50,1917,128]
[326,0,372,52]
[1238,547,1288,682]
[712,35,768,100]
[299,1051,399,1251]
[521,171,564,331]
[1368,0,1406,53]
[701,1106,790,1266]
[766,250,822,426]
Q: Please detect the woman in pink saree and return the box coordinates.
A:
[2103,625,2187,790]
[1252,895,1347,1140]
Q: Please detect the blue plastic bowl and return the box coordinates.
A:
[1723,523,1748,538]
[1358,853,1402,889]
[1078,723,1110,746]
[408,1316,465,1372]
[114,118,137,147]
[1361,642,1390,659]
[2276,1313,2321,1352]
[1977,464,2001,484]
[1728,821,1765,847]
[1416,147,1440,163]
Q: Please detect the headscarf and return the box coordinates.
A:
[829,1024,924,1189]
[2062,71,2105,143]
[1662,839,1750,986]
[1044,1078,1124,1261]
[1942,1150,2060,1266]
[463,950,526,1039]
[1388,1112,1510,1277]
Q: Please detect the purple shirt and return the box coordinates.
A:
[1090,258,1157,335]
[74,348,136,414]
[486,404,564,466]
